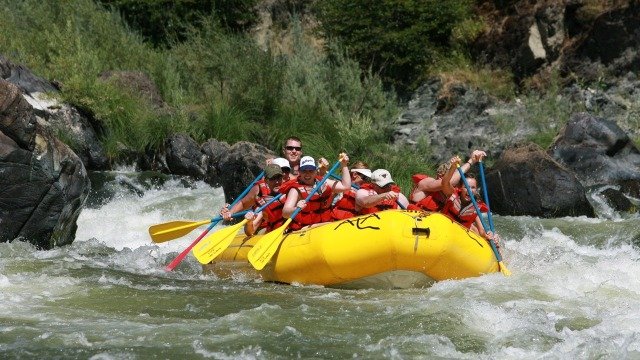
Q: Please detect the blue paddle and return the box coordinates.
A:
[165,171,265,271]
[456,164,511,276]
[248,159,345,270]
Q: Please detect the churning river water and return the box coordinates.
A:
[1,170,640,359]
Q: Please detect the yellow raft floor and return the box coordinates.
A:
[202,210,500,289]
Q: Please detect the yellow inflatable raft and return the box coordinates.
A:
[202,210,500,289]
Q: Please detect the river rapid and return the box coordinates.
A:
[1,170,640,359]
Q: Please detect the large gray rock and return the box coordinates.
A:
[550,112,640,187]
[485,143,595,218]
[1,55,108,170]
[215,141,276,203]
[165,133,207,179]
[0,80,90,249]
[393,78,534,163]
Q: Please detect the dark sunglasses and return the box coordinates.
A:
[285,146,302,151]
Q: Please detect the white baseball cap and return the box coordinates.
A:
[299,156,317,171]
[351,168,372,179]
[272,157,291,171]
[371,169,394,187]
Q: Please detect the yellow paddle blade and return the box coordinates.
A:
[247,219,292,270]
[498,261,512,276]
[192,220,247,264]
[149,220,211,243]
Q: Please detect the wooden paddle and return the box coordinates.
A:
[149,211,248,243]
[456,163,511,276]
[164,171,265,271]
[193,194,283,265]
[248,158,345,270]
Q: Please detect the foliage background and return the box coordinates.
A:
[2,0,619,190]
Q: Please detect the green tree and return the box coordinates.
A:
[315,0,475,97]
[97,0,259,47]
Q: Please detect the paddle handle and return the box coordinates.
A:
[165,170,265,271]
[165,220,219,271]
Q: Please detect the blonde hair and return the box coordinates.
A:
[351,160,369,169]
[436,162,451,178]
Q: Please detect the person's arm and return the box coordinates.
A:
[220,185,258,221]
[331,155,351,192]
[317,157,329,177]
[471,216,489,238]
[441,156,461,197]
[451,150,487,186]
[282,188,301,218]
[356,189,398,209]
[244,211,264,236]
[397,193,410,209]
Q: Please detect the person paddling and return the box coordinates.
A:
[220,163,285,221]
[440,156,492,240]
[243,165,287,236]
[331,161,372,220]
[281,155,351,231]
[355,169,409,214]
[410,149,486,212]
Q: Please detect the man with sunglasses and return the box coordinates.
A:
[282,136,303,179]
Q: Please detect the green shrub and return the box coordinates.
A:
[96,0,259,47]
[315,0,475,96]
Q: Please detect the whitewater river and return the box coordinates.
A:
[2,170,640,359]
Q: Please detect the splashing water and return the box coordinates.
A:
[1,170,640,358]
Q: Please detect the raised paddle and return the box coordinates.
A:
[477,160,495,233]
[456,163,511,276]
[248,158,345,270]
[150,211,248,243]
[193,194,283,265]
[164,171,265,271]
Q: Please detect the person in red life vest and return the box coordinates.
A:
[220,163,285,222]
[440,156,493,240]
[282,136,303,180]
[330,162,372,220]
[281,154,351,231]
[355,169,409,214]
[243,165,287,235]
[410,149,487,212]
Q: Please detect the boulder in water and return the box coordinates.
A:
[0,79,90,249]
[485,143,595,218]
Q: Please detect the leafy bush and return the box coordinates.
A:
[96,0,259,47]
[315,0,476,97]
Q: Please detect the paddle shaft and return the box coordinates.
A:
[478,161,495,232]
[192,194,283,264]
[165,170,265,271]
[248,159,345,270]
[455,165,503,262]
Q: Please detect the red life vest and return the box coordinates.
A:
[254,180,273,206]
[331,188,357,220]
[258,195,287,232]
[358,183,399,214]
[410,174,447,212]
[285,180,334,231]
[442,189,489,228]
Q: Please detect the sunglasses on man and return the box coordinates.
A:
[285,146,302,151]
